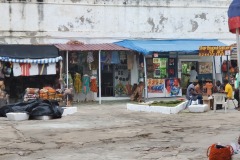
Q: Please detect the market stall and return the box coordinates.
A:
[199,46,232,83]
[55,42,131,104]
[0,45,63,103]
[114,39,227,99]
[146,53,181,97]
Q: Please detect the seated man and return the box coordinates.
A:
[186,80,203,106]
[213,80,224,93]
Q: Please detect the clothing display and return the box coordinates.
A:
[38,64,48,75]
[87,52,94,63]
[29,64,38,76]
[12,63,57,77]
[24,88,39,102]
[20,63,31,76]
[13,63,21,77]
[0,62,4,79]
[82,75,90,95]
[47,63,56,75]
[74,73,82,93]
[90,77,98,93]
[111,51,120,64]
[87,52,94,70]
[127,54,134,70]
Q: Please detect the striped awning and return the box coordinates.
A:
[0,56,63,64]
[55,43,130,51]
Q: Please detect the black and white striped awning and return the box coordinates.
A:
[0,56,62,64]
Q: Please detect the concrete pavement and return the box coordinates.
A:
[0,99,239,160]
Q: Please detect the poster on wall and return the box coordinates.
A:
[165,78,182,97]
[153,58,167,78]
[147,78,165,93]
[198,62,213,74]
[147,78,166,97]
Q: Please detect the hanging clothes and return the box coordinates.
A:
[29,63,38,76]
[90,77,98,92]
[47,63,56,75]
[127,53,134,70]
[82,75,90,95]
[105,53,112,64]
[20,63,31,76]
[87,52,94,63]
[74,73,82,93]
[111,51,120,64]
[87,52,94,70]
[13,63,21,77]
[120,52,127,64]
[38,64,48,75]
[139,54,144,68]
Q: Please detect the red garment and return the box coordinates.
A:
[90,78,98,92]
[20,63,31,76]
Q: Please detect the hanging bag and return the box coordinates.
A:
[207,143,233,160]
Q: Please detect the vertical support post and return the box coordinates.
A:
[227,55,229,82]
[98,50,102,104]
[213,56,216,82]
[59,60,62,82]
[236,28,240,104]
[176,52,178,78]
[66,51,69,89]
[143,56,148,101]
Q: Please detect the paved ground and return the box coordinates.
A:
[0,99,240,160]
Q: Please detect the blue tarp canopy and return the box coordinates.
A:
[114,39,227,55]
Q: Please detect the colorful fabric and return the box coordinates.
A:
[74,73,82,93]
[20,63,31,76]
[82,75,90,94]
[235,73,239,89]
[90,77,98,92]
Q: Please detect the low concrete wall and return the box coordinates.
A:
[126,101,187,114]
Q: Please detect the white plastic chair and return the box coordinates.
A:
[212,93,226,112]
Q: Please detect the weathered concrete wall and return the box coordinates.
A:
[0,0,235,44]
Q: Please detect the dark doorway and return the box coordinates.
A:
[101,65,114,97]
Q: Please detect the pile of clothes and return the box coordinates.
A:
[39,87,63,101]
[23,88,39,102]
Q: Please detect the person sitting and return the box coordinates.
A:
[223,79,233,100]
[130,81,144,102]
[186,80,203,107]
[213,80,224,93]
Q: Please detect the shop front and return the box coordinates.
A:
[146,52,181,97]
[0,45,63,103]
[114,39,227,99]
[55,43,132,103]
[199,46,232,83]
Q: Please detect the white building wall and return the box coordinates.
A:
[0,0,236,44]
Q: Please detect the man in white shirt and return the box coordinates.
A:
[184,66,198,86]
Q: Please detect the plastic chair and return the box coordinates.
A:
[212,93,226,112]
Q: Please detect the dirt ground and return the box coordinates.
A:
[0,100,240,160]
